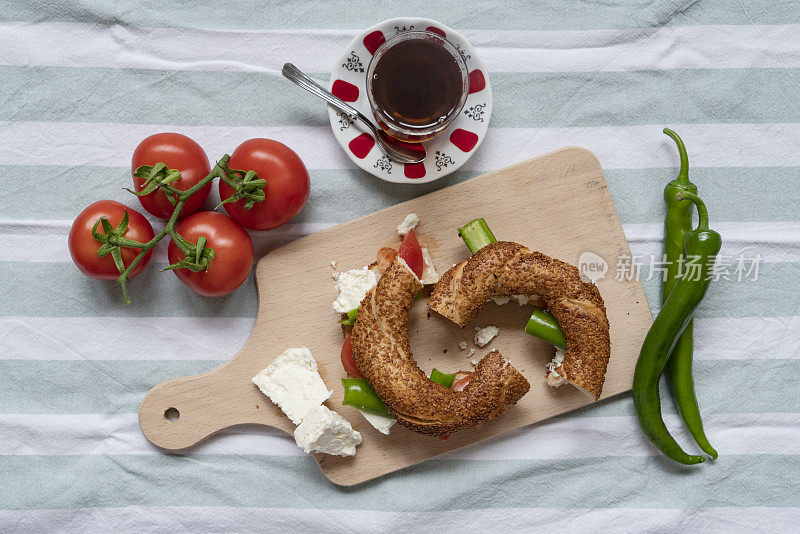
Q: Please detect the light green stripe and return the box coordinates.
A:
[605,167,800,225]
[0,166,478,221]
[493,69,800,128]
[637,261,797,318]
[0,165,143,221]
[1,0,796,30]
[0,359,795,415]
[0,67,329,128]
[563,360,785,418]
[1,454,798,509]
[0,261,794,318]
[4,67,800,128]
[286,170,476,226]
[0,360,221,414]
[0,262,257,318]
[2,165,799,224]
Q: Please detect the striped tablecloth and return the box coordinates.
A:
[2,2,799,532]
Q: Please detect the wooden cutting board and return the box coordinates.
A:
[139,147,652,486]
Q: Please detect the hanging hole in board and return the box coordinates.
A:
[164,407,180,422]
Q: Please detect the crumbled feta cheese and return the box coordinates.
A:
[467,348,475,359]
[332,266,377,313]
[491,294,537,306]
[544,349,594,397]
[458,341,468,350]
[330,260,337,269]
[546,369,565,386]
[420,247,440,285]
[294,405,362,456]
[546,348,567,387]
[358,410,396,435]
[252,347,332,425]
[474,326,499,347]
[470,359,478,367]
[397,213,419,235]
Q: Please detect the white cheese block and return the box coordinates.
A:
[474,325,500,347]
[251,347,332,425]
[397,213,419,235]
[294,405,362,456]
[420,247,440,285]
[332,267,377,313]
[358,410,396,435]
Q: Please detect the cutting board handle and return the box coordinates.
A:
[138,364,277,451]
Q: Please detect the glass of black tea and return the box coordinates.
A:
[367,31,469,143]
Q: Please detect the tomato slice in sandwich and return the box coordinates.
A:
[340,335,362,378]
[398,228,424,278]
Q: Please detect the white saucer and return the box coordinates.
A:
[327,17,493,184]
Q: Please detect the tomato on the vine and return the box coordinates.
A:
[167,211,254,297]
[132,133,211,219]
[220,138,310,230]
[69,200,155,280]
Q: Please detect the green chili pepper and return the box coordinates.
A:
[525,309,567,350]
[661,129,718,460]
[341,378,391,417]
[457,218,497,255]
[633,191,721,465]
[342,370,456,417]
[458,217,569,348]
[430,368,456,388]
[339,307,359,326]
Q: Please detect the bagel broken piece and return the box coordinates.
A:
[428,241,611,399]
[350,257,530,436]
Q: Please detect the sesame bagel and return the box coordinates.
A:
[428,242,611,399]
[350,257,530,436]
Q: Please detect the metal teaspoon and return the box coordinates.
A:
[282,63,426,165]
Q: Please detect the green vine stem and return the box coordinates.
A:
[127,163,183,206]
[91,210,147,274]
[103,155,231,304]
[217,167,267,209]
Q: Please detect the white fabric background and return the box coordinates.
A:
[2,1,799,532]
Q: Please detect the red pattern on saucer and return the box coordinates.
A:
[349,133,375,159]
[404,162,427,179]
[425,26,446,37]
[450,129,479,152]
[363,31,386,55]
[468,70,486,94]
[332,80,359,102]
